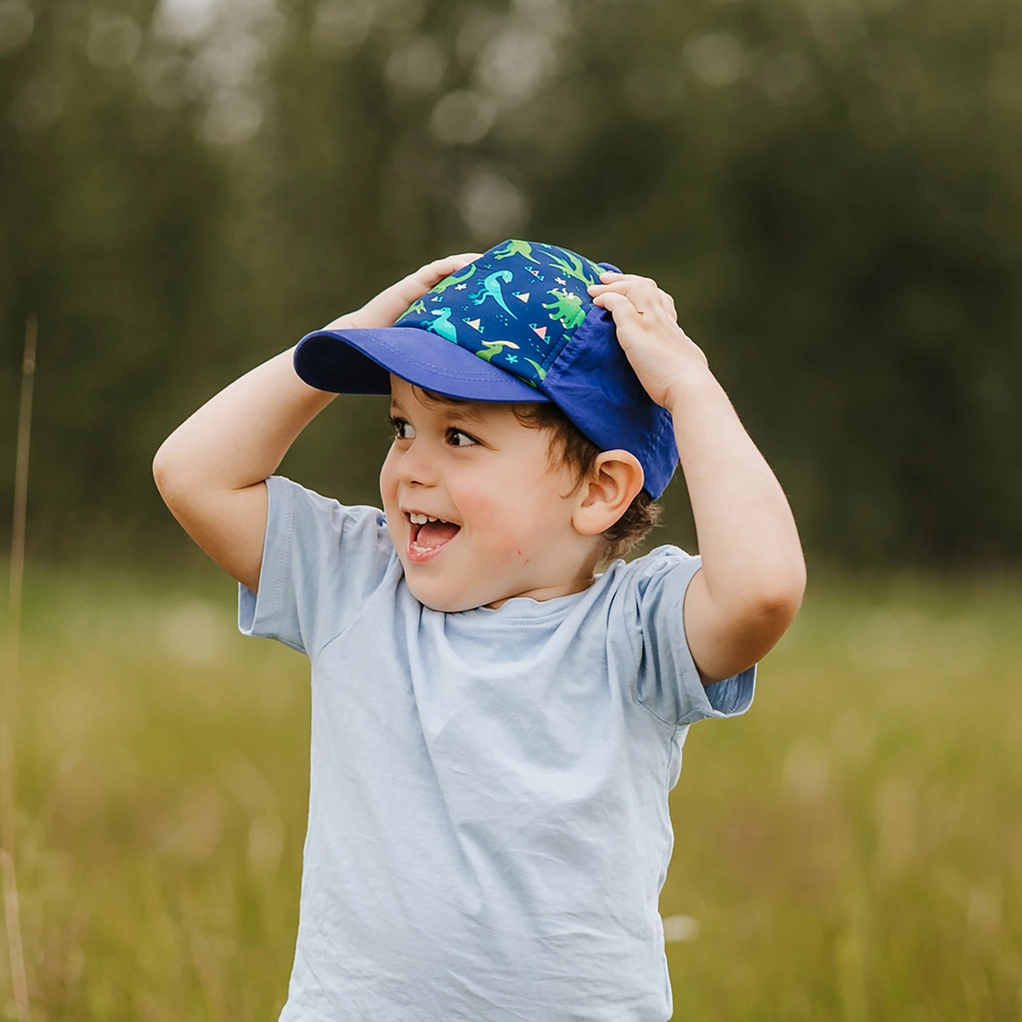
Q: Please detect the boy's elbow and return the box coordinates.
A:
[749,560,806,635]
[152,441,177,499]
[153,437,194,505]
[152,444,168,492]
[774,555,807,610]
[759,586,803,633]
[695,574,805,684]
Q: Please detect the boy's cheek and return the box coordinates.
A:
[378,455,398,498]
[379,463,405,529]
[451,479,500,524]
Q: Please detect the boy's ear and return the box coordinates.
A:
[572,450,645,537]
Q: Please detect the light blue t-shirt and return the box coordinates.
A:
[239,475,755,1022]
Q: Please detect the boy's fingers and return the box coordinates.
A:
[428,253,483,273]
[592,290,644,328]
[590,277,678,321]
[411,253,483,289]
[598,271,658,286]
[590,276,657,295]
[590,280,659,307]
[430,252,483,272]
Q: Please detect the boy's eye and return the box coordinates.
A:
[448,429,478,447]
[389,417,414,440]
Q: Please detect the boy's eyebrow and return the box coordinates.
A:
[389,398,492,425]
[440,404,490,424]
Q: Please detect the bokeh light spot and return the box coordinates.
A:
[384,35,446,96]
[458,169,529,241]
[429,90,495,144]
[0,0,33,55]
[684,32,749,87]
[202,90,262,146]
[87,14,142,69]
[313,0,372,53]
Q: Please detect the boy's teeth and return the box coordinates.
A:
[409,513,441,525]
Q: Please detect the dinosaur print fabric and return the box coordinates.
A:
[393,240,608,390]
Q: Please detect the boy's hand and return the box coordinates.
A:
[324,253,483,332]
[588,272,709,409]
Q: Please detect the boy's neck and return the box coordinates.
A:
[483,573,598,610]
[483,546,604,609]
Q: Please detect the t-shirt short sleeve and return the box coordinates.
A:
[238,475,396,657]
[630,546,756,727]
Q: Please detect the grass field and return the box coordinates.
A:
[2,567,1020,1020]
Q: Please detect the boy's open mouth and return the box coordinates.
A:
[406,512,461,562]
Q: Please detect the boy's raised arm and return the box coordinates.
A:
[153,253,481,592]
[589,272,807,685]
[153,347,337,591]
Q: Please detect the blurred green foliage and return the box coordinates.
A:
[2,0,1022,567]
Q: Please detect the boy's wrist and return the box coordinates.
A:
[661,362,725,417]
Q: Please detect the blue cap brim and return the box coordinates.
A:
[294,327,551,403]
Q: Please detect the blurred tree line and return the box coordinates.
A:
[2,0,1021,569]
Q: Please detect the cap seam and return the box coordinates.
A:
[370,336,522,382]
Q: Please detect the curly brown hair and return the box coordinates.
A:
[510,402,661,562]
[412,387,662,561]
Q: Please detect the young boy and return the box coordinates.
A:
[154,240,805,1021]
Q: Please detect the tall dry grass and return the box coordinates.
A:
[1,568,1020,1020]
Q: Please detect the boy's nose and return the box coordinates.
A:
[395,443,437,487]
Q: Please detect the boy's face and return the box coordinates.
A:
[380,376,599,612]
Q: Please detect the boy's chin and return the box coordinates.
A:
[404,577,486,614]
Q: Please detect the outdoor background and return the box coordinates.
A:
[1,0,1021,1017]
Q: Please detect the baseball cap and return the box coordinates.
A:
[293,239,679,498]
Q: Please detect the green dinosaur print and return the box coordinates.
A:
[475,340,520,363]
[424,307,458,344]
[401,299,427,319]
[469,270,518,319]
[542,249,599,287]
[493,240,541,263]
[543,288,586,330]
[430,263,477,295]
[524,359,546,382]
